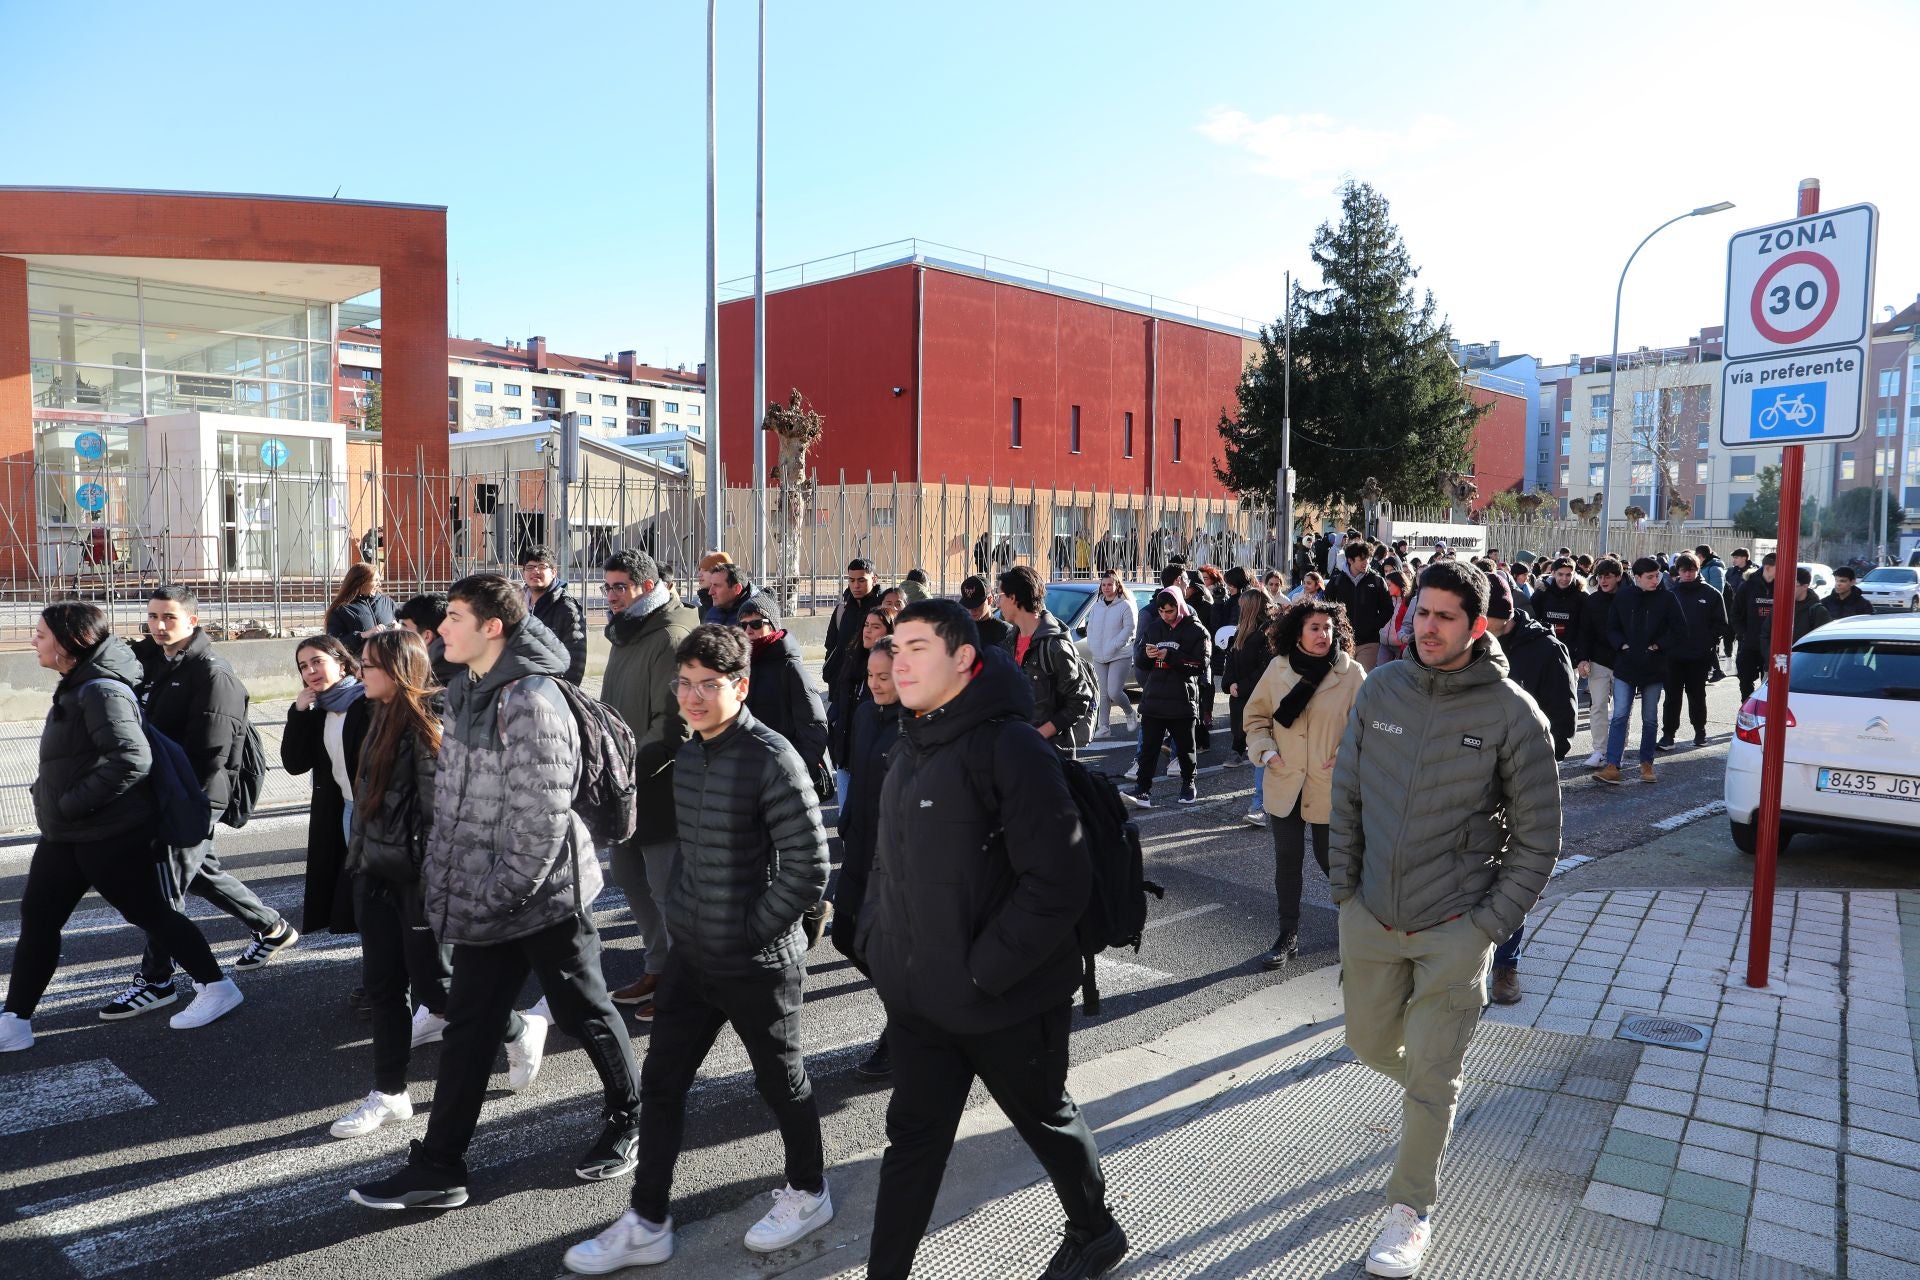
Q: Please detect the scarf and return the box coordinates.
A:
[750,628,787,658]
[607,581,673,642]
[317,676,366,712]
[1275,649,1335,729]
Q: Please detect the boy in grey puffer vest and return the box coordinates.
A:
[350,576,643,1213]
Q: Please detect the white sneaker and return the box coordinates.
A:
[528,996,552,1021]
[1242,810,1269,827]
[1582,751,1606,768]
[169,978,244,1030]
[330,1089,414,1139]
[506,1012,548,1091]
[743,1183,834,1253]
[410,1007,448,1047]
[0,1011,32,1053]
[565,1210,673,1273]
[1364,1204,1431,1277]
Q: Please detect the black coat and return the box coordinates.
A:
[348,714,438,887]
[528,581,588,685]
[1607,582,1687,689]
[1667,578,1730,660]
[857,647,1089,1036]
[1497,610,1577,759]
[1823,586,1875,620]
[831,696,902,968]
[1224,625,1276,754]
[745,630,829,775]
[133,628,249,821]
[827,644,873,766]
[975,614,1016,654]
[666,705,829,976]
[282,694,373,933]
[1529,579,1587,656]
[33,638,159,844]
[1733,574,1780,653]
[1134,612,1211,721]
[1576,585,1621,669]
[1327,566,1396,643]
[1016,610,1091,742]
[327,593,397,658]
[823,586,883,690]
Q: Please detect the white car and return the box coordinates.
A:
[1800,561,1834,595]
[1857,566,1920,612]
[1725,614,1920,854]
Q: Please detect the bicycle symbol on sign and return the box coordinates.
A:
[1756,392,1819,432]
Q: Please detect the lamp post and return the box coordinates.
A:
[1597,201,1734,559]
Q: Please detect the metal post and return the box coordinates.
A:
[1278,269,1293,575]
[752,0,768,577]
[1749,177,1822,989]
[704,0,722,555]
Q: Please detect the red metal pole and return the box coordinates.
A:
[1747,177,1821,988]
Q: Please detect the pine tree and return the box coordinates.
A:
[1217,181,1482,511]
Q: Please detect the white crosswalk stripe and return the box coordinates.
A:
[0,1058,155,1139]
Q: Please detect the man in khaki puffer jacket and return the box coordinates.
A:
[1328,559,1560,1278]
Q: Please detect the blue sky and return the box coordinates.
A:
[8,0,1918,369]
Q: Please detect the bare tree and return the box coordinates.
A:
[1617,355,1706,522]
[765,389,824,614]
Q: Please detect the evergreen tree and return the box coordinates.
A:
[1217,181,1482,510]
[1732,463,1818,538]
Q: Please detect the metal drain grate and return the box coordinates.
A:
[1615,1012,1712,1051]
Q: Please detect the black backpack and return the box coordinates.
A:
[500,677,638,846]
[965,725,1162,1016]
[221,720,269,829]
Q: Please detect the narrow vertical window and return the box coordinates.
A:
[1011,397,1023,448]
[1172,417,1183,462]
[1070,404,1082,454]
[1123,411,1134,458]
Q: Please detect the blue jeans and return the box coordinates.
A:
[1249,764,1265,814]
[1606,677,1661,766]
[1493,924,1523,970]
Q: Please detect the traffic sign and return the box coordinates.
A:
[1720,203,1877,448]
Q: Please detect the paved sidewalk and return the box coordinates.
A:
[704,888,1917,1280]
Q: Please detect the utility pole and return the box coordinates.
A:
[1275,269,1294,576]
[703,0,722,555]
[752,0,768,579]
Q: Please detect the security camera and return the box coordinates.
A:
[891,386,904,397]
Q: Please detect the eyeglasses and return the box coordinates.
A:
[669,677,735,700]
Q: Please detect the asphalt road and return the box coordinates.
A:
[2,672,1915,1279]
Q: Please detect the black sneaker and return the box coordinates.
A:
[1122,789,1152,810]
[1656,737,1677,753]
[1694,732,1708,748]
[1041,1216,1128,1280]
[1707,668,1725,684]
[855,1037,891,1079]
[1178,782,1198,805]
[348,1140,469,1210]
[99,975,177,1021]
[233,920,299,971]
[576,1112,639,1182]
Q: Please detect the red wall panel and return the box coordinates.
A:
[1470,385,1529,511]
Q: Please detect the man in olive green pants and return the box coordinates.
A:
[1328,561,1560,1278]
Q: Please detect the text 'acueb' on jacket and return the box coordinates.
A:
[132,627,250,817]
[34,636,159,843]
[423,616,599,947]
[857,646,1090,1036]
[666,703,828,976]
[1328,635,1560,944]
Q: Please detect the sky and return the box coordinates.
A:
[7,0,1919,370]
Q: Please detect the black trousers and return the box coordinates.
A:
[354,877,454,1095]
[1270,792,1329,936]
[867,1004,1108,1280]
[1662,657,1712,739]
[1736,644,1765,702]
[419,911,639,1172]
[142,842,284,982]
[1135,715,1195,792]
[632,953,822,1223]
[7,837,222,1017]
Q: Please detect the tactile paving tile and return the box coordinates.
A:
[819,1021,1825,1279]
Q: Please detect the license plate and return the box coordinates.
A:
[1817,768,1920,801]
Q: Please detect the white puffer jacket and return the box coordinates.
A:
[1086,591,1137,664]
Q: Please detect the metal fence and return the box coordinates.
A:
[0,458,1276,642]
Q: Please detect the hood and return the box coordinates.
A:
[62,635,144,694]
[447,614,568,734]
[1030,609,1067,643]
[902,643,1035,753]
[1496,609,1555,654]
[607,581,675,644]
[1404,632,1511,695]
[1152,588,1193,621]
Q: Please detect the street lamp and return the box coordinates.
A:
[1597,201,1735,559]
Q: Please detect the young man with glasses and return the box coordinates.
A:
[518,545,587,685]
[564,624,831,1272]
[599,550,696,1018]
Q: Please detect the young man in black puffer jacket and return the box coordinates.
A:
[1659,553,1729,750]
[519,545,588,685]
[855,599,1125,1280]
[564,624,831,1273]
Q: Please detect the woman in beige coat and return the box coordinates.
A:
[1242,599,1365,971]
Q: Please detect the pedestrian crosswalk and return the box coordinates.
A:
[0,1058,154,1140]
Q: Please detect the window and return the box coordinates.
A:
[474,404,493,417]
[1559,463,1571,485]
[602,416,617,428]
[1070,404,1082,454]
[473,380,493,394]
[1879,409,1899,436]
[1591,392,1611,419]
[1560,433,1570,456]
[1728,492,1753,520]
[687,405,701,416]
[664,401,680,413]
[1842,451,1856,481]
[1123,411,1134,458]
[1631,390,1655,428]
[1697,423,1710,446]
[1172,418,1183,462]
[1590,432,1609,456]
[1561,404,1572,423]
[871,506,896,528]
[1731,455,1756,478]
[600,394,618,407]
[1538,450,1550,464]
[576,391,592,404]
[504,384,522,396]
[1010,397,1023,448]
[1696,460,1709,485]
[1881,369,1902,398]
[1590,463,1606,486]
[503,407,523,421]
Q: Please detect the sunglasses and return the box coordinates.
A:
[742,619,771,632]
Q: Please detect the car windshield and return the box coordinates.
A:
[1863,568,1919,584]
[1790,637,1920,700]
[1046,583,1096,629]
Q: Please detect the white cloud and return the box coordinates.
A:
[1196,107,1463,184]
